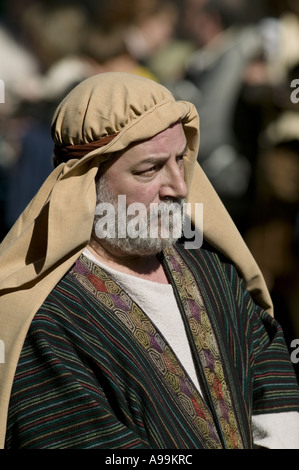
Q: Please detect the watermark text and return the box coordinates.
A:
[290,79,299,104]
[290,339,299,364]
[94,196,203,249]
[0,340,4,364]
[0,79,4,103]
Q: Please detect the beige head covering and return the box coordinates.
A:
[0,72,272,447]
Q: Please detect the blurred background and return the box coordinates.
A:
[1,0,299,379]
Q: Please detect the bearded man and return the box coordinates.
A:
[0,73,298,449]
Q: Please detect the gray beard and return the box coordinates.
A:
[92,175,186,256]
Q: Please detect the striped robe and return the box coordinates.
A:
[5,242,299,449]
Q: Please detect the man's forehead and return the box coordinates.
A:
[135,121,186,150]
[149,121,184,141]
[100,121,187,173]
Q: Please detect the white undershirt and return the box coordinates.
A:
[83,248,299,448]
[83,248,202,394]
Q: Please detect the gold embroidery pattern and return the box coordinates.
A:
[163,247,244,449]
[72,255,222,449]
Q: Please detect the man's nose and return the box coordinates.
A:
[159,164,188,200]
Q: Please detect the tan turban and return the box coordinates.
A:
[0,72,272,447]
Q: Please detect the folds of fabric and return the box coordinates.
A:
[0,72,272,447]
[6,245,297,449]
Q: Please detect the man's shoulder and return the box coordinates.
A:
[38,259,88,314]
[176,239,234,272]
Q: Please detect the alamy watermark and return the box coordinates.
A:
[291,339,299,364]
[94,196,203,249]
[0,79,4,103]
[0,340,4,364]
[290,79,299,104]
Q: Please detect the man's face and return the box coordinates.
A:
[93,122,189,256]
[102,121,187,207]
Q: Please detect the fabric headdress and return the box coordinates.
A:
[0,72,272,447]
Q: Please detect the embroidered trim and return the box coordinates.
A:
[163,246,244,449]
[71,254,223,449]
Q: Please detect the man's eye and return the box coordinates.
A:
[134,165,159,176]
[177,155,185,167]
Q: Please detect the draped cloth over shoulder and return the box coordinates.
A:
[0,72,272,447]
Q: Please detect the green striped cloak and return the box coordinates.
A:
[5,243,299,449]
